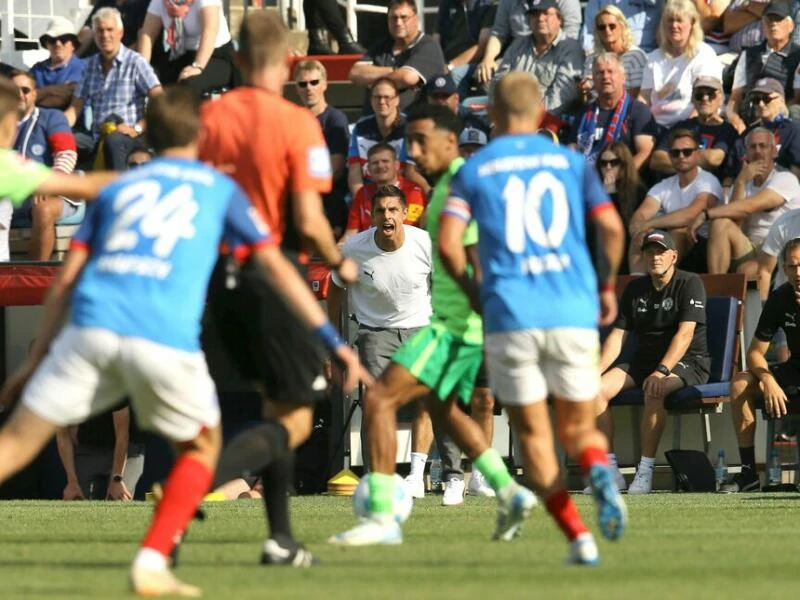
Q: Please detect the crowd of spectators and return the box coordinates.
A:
[7,0,800,495]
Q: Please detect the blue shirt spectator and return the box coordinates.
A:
[30,17,87,110]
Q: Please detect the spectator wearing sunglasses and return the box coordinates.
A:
[629,129,723,272]
[30,17,87,110]
[582,0,662,54]
[295,60,350,237]
[691,126,800,276]
[580,5,648,100]
[731,77,800,178]
[726,2,800,134]
[10,71,80,261]
[569,52,657,170]
[650,76,737,182]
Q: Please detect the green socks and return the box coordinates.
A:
[367,472,395,516]
[474,448,513,491]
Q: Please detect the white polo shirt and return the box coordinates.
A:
[333,225,432,329]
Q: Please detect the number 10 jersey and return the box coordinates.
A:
[445,135,613,334]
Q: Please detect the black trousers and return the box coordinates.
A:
[156,41,240,95]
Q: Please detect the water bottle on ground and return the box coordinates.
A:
[429,448,442,493]
[714,449,727,490]
[768,448,782,485]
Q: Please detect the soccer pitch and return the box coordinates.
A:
[0,493,798,599]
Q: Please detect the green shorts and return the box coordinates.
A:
[391,322,483,404]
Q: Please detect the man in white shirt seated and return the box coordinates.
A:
[690,126,800,276]
[628,129,723,272]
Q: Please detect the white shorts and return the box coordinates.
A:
[22,325,220,443]
[485,327,600,405]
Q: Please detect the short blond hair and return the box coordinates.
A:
[239,11,289,70]
[294,59,327,81]
[493,72,543,120]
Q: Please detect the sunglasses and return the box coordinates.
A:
[297,79,320,88]
[598,158,622,168]
[127,161,149,168]
[18,86,33,95]
[750,93,775,105]
[693,89,717,101]
[372,94,397,102]
[44,34,75,45]
[597,23,617,31]
[668,148,697,158]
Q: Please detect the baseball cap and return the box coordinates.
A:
[692,75,722,92]
[527,0,559,13]
[459,127,488,147]
[764,1,791,19]
[641,230,677,251]
[426,73,457,96]
[751,77,784,96]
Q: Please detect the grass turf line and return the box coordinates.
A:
[0,493,798,599]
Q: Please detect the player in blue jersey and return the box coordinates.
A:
[439,72,628,566]
[0,87,369,597]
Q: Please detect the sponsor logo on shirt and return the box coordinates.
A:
[785,312,796,328]
[689,298,704,309]
[308,145,332,178]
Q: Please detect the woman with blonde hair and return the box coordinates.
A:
[581,5,647,97]
[641,0,722,129]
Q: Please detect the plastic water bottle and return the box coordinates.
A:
[768,448,782,485]
[429,449,442,493]
[714,449,727,489]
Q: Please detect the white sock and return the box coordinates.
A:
[409,452,427,478]
[608,453,619,469]
[133,548,168,572]
[638,456,655,471]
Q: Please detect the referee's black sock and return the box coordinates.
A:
[212,421,289,489]
[261,450,296,547]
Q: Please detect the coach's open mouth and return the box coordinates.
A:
[381,222,395,234]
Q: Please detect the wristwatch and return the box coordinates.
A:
[111,474,124,483]
[133,123,143,135]
[655,364,671,376]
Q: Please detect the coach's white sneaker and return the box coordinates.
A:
[130,565,201,597]
[566,532,599,566]
[627,468,653,495]
[468,471,496,497]
[404,475,425,499]
[442,478,465,506]
[327,516,403,546]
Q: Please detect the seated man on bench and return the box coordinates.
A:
[725,237,800,493]
[596,230,711,494]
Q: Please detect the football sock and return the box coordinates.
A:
[212,421,289,488]
[579,446,609,476]
[261,450,295,546]
[638,456,655,471]
[367,472,395,517]
[142,454,212,557]
[739,446,756,474]
[473,448,513,491]
[408,452,427,478]
[545,489,589,542]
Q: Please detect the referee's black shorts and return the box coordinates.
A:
[203,254,327,406]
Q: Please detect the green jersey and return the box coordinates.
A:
[0,149,50,206]
[426,157,483,344]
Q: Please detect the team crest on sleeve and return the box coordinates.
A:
[308,145,332,178]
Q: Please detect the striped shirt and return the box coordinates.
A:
[76,45,160,138]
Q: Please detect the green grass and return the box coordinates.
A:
[1,493,799,599]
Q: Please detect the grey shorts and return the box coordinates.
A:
[357,325,423,378]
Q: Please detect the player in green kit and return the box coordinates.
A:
[329,104,536,547]
[0,78,112,204]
